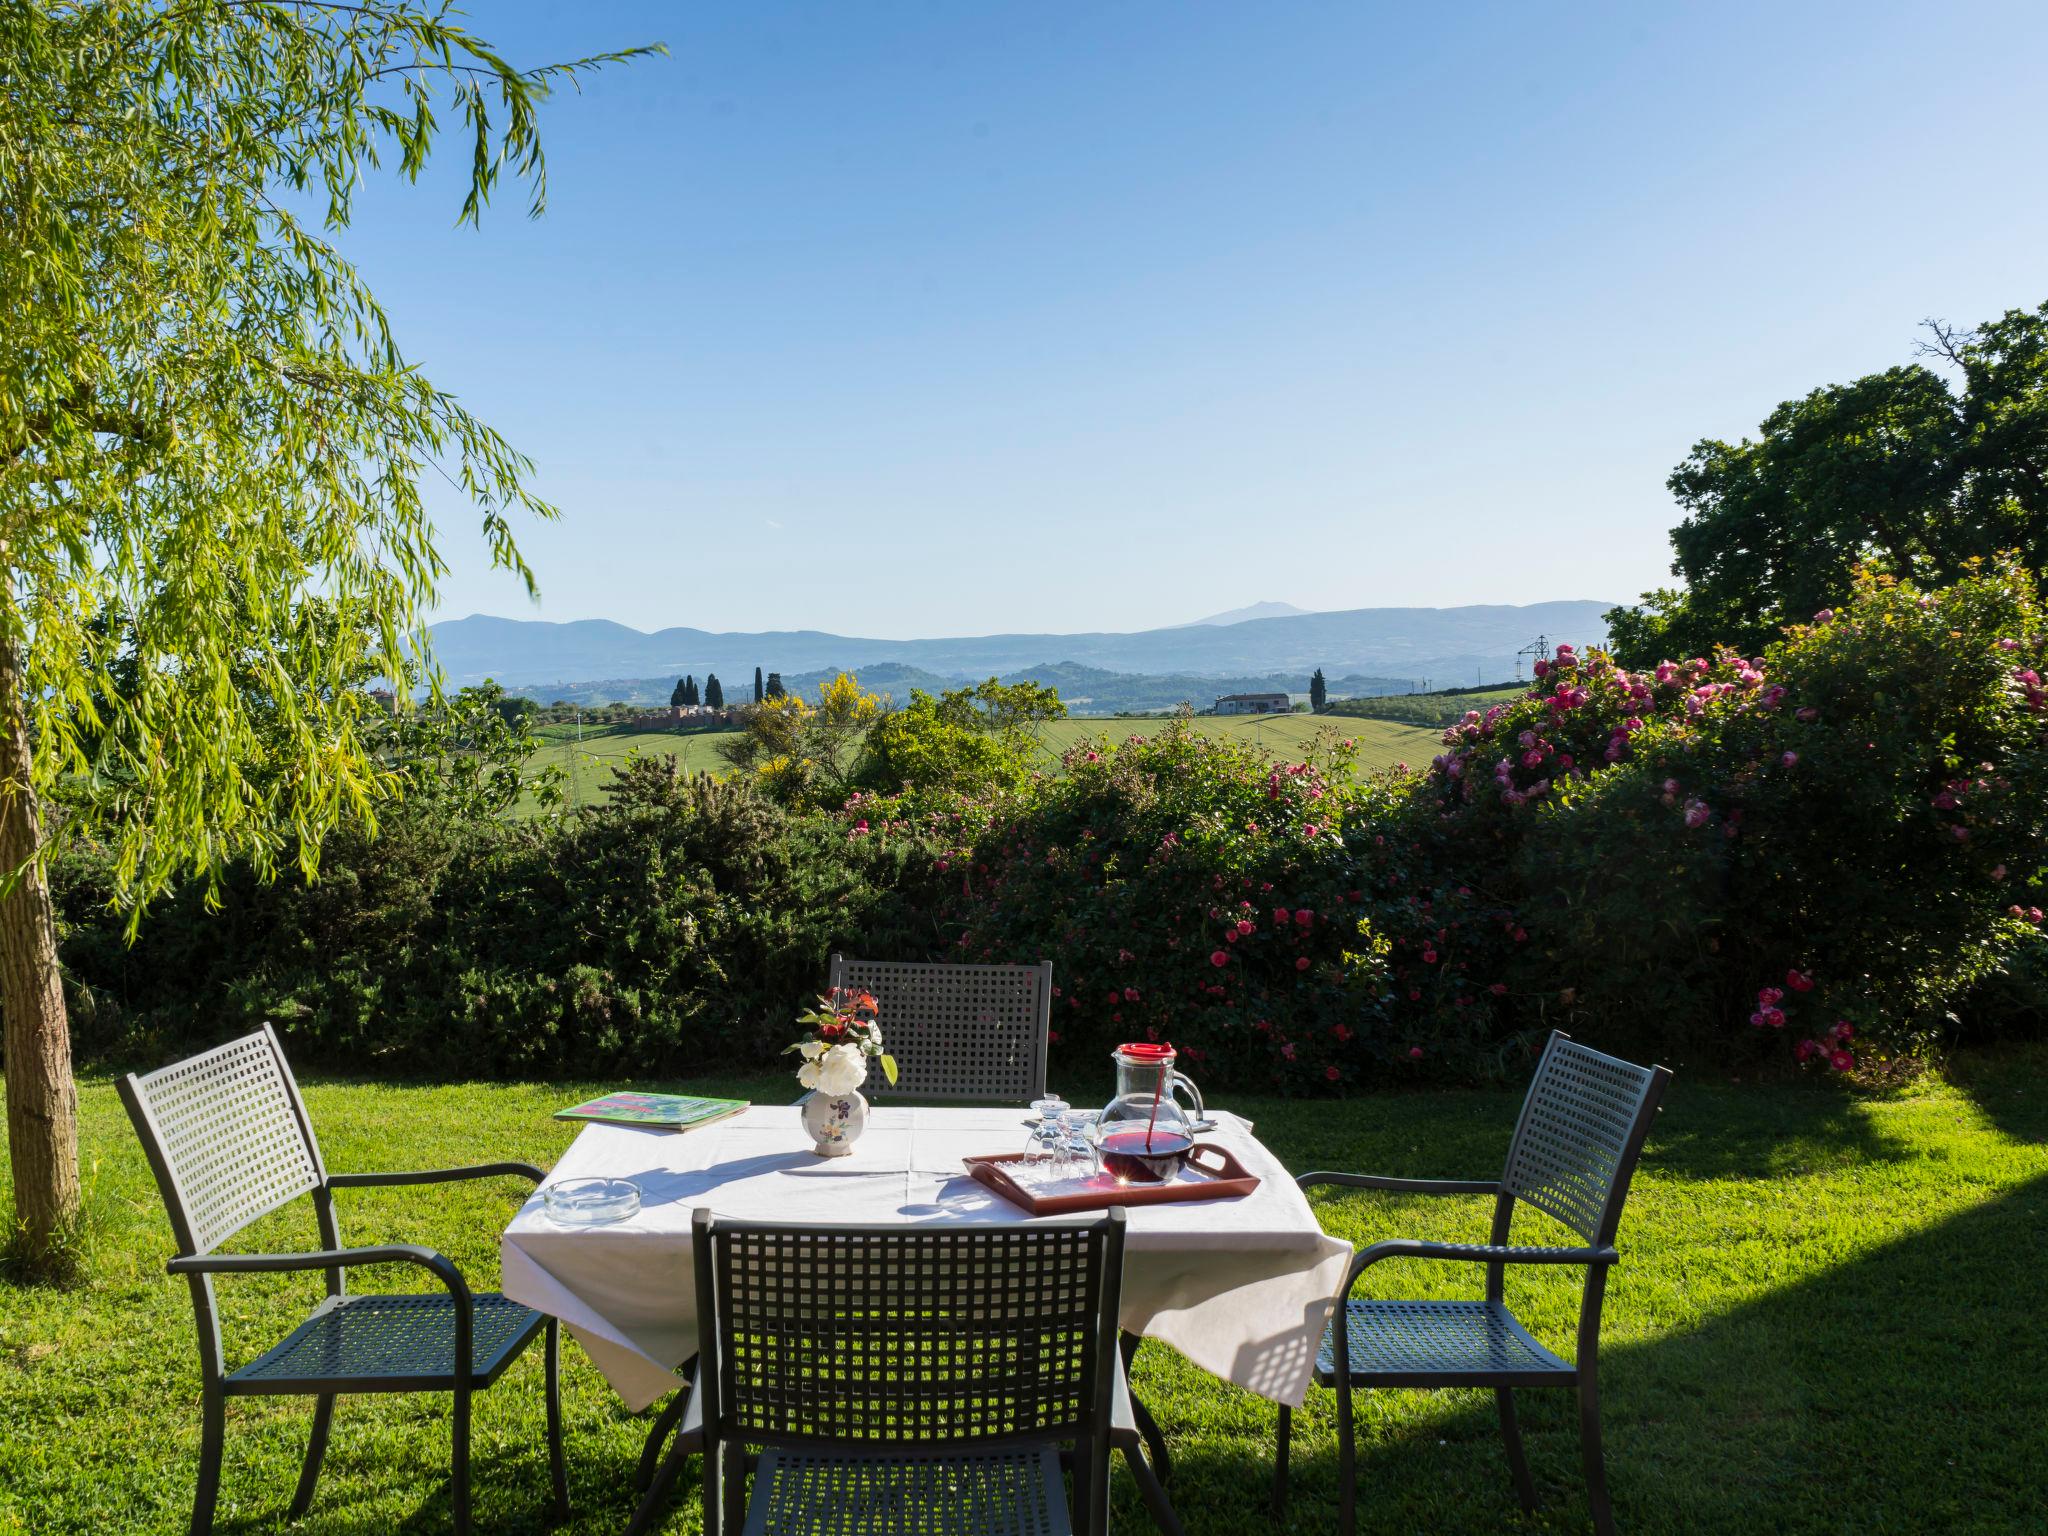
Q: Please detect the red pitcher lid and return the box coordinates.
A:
[1116,1041,1175,1060]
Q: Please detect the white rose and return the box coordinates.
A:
[796,1057,823,1091]
[797,1039,827,1061]
[813,1041,869,1097]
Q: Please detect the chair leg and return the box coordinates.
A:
[452,1388,472,1536]
[720,1443,747,1536]
[288,1393,336,1520]
[1335,1381,1358,1536]
[1118,1333,1172,1484]
[1496,1386,1537,1513]
[544,1320,569,1520]
[626,1435,694,1536]
[635,1364,696,1493]
[190,1385,225,1536]
[1580,1374,1614,1536]
[1270,1403,1291,1518]
[1124,1438,1186,1536]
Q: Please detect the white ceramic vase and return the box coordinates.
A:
[802,1088,869,1157]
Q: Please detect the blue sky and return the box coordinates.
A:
[339,1,2048,638]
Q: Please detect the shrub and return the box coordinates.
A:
[56,760,932,1076]
[1367,560,2048,1070]
[846,718,1397,1092]
[55,572,2047,1091]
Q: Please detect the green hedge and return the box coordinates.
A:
[54,567,2048,1089]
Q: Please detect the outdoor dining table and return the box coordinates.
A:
[500,1103,1353,1454]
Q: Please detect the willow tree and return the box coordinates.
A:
[0,2,650,1260]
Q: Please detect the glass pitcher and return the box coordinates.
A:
[1096,1042,1199,1182]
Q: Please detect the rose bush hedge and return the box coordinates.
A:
[843,723,1396,1090]
[51,566,2047,1089]
[1352,560,2048,1076]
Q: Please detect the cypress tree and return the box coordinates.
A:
[669,676,687,708]
[1310,668,1328,713]
[705,673,724,709]
[754,665,764,703]
[765,672,785,699]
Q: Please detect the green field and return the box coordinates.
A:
[1326,684,1526,729]
[526,715,1443,810]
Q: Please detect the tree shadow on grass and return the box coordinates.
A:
[1942,1038,2048,1146]
[1183,1169,2048,1534]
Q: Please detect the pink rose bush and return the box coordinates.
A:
[864,719,1392,1089]
[1356,560,2048,1074]
[834,563,2044,1091]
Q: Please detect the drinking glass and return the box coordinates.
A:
[1022,1094,1070,1161]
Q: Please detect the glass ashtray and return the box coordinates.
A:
[543,1177,641,1226]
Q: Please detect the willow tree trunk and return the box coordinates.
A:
[0,628,77,1260]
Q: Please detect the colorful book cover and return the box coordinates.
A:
[552,1092,748,1130]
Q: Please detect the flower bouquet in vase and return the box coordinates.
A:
[790,988,898,1156]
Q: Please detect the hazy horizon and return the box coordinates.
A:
[322,2,2048,639]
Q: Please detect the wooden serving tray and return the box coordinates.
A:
[964,1142,1262,1216]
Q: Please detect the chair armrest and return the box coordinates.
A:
[1346,1238,1616,1289]
[167,1243,472,1308]
[327,1161,545,1189]
[1299,1171,1501,1196]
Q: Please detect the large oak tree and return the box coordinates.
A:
[1608,305,2048,665]
[0,1,649,1261]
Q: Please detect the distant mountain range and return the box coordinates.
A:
[428,601,1614,704]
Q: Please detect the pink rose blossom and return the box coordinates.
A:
[1294,956,1311,972]
[1236,919,1254,936]
[1786,969,1814,992]
[1795,1038,1824,1063]
[1683,799,1711,828]
[1294,909,1313,927]
[1280,1042,1297,1061]
[1209,950,1228,968]
[1814,608,1834,623]
[1831,1020,1855,1041]
[1829,1048,1855,1072]
[1780,751,1798,767]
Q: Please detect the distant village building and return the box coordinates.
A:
[626,704,737,730]
[1213,692,1291,715]
[366,686,397,714]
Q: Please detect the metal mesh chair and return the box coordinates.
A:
[826,953,1052,1106]
[688,1210,1125,1536]
[118,1025,566,1535]
[1273,1031,1671,1536]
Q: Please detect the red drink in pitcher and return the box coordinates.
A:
[1097,1127,1194,1183]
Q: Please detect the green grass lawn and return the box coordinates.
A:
[527,715,1441,811]
[5,1045,2045,1533]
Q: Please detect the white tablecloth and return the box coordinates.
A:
[500,1105,1350,1411]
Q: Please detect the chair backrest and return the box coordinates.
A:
[117,1025,325,1257]
[694,1210,1123,1453]
[1499,1031,1670,1246]
[827,953,1052,1106]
